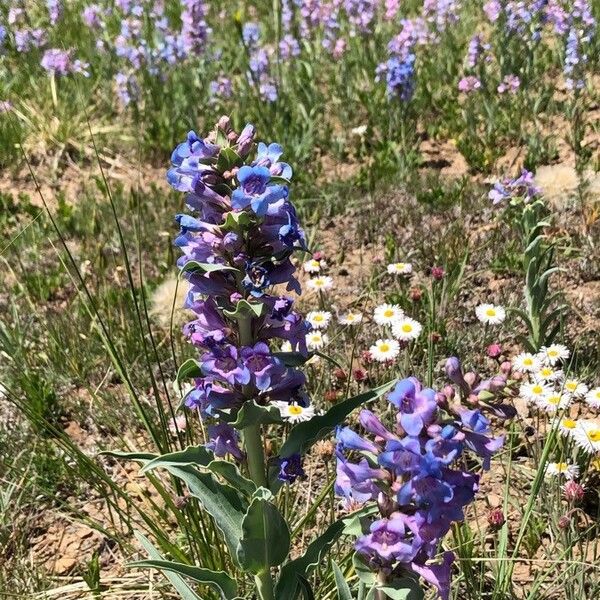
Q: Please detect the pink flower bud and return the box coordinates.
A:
[487,507,505,528]
[431,266,445,280]
[487,343,502,358]
[500,360,512,374]
[563,481,585,503]
[312,251,325,261]
[353,368,368,382]
[558,514,571,529]
[464,372,477,387]
[442,385,455,400]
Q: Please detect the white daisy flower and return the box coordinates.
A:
[563,379,588,398]
[306,310,332,330]
[536,392,571,413]
[392,317,423,341]
[475,304,506,325]
[572,420,600,454]
[545,462,579,480]
[513,352,542,373]
[280,340,293,353]
[306,331,328,351]
[387,262,413,275]
[539,344,570,366]
[584,387,600,409]
[520,381,552,404]
[303,259,325,274]
[534,365,564,382]
[374,303,404,326]
[557,417,579,438]
[339,312,363,326]
[274,401,315,423]
[306,276,333,292]
[369,339,400,362]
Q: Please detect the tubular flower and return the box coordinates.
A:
[168,118,311,476]
[336,369,508,599]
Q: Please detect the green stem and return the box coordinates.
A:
[239,314,274,599]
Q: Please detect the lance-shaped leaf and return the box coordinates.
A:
[272,351,312,367]
[140,445,214,474]
[156,464,246,562]
[333,560,353,600]
[236,487,290,574]
[177,358,203,382]
[223,298,265,320]
[277,380,396,459]
[225,399,283,429]
[275,520,346,599]
[129,559,238,600]
[133,532,202,600]
[180,261,239,275]
[365,580,424,600]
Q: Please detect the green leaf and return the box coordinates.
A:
[368,579,424,600]
[100,450,157,462]
[151,464,246,562]
[352,553,377,587]
[140,445,214,474]
[277,380,396,459]
[226,400,283,429]
[223,299,265,320]
[181,261,239,274]
[124,445,256,498]
[222,210,252,230]
[133,532,202,600]
[272,351,312,367]
[236,487,290,574]
[275,520,346,599]
[217,146,244,172]
[333,561,353,600]
[342,505,378,537]
[177,358,203,382]
[129,559,238,600]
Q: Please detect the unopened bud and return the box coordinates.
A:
[557,514,571,530]
[353,368,368,382]
[487,507,505,528]
[487,343,502,358]
[324,389,339,403]
[431,266,445,280]
[500,360,512,374]
[174,495,190,510]
[333,367,347,381]
[409,287,423,302]
[563,480,585,503]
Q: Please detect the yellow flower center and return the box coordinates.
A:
[562,419,576,429]
[384,309,394,318]
[588,430,600,442]
[566,382,576,391]
[532,385,543,394]
[486,308,496,317]
[402,324,413,333]
[523,358,533,366]
[396,263,405,270]
[548,395,560,405]
[288,405,303,415]
[379,343,390,352]
[541,368,552,377]
[548,350,558,357]
[314,315,324,321]
[555,462,568,472]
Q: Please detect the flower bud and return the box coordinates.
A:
[312,251,325,261]
[465,372,479,387]
[445,357,469,394]
[500,360,512,374]
[563,480,585,504]
[431,266,445,280]
[487,343,502,358]
[353,368,368,382]
[442,385,455,400]
[333,367,347,381]
[430,331,442,343]
[409,287,423,302]
[217,115,232,132]
[557,514,571,530]
[361,350,373,364]
[487,507,505,528]
[489,375,507,393]
[324,389,339,403]
[236,123,256,157]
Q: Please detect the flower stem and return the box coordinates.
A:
[239,314,274,599]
